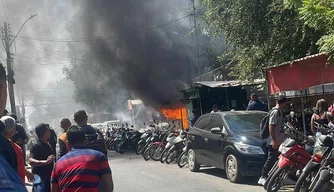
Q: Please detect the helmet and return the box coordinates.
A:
[289,111,296,120]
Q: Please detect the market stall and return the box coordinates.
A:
[265,53,332,134]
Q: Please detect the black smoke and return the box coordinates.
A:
[73,0,198,108]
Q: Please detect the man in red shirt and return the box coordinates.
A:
[0,116,34,182]
[51,125,114,192]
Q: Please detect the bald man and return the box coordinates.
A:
[58,117,71,159]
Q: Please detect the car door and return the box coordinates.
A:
[202,114,227,169]
[189,115,211,164]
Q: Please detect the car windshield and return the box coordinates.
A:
[224,113,267,133]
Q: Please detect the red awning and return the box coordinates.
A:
[266,53,332,94]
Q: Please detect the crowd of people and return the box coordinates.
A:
[0,64,114,192]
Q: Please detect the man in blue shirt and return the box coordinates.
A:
[247,93,268,112]
[74,110,96,135]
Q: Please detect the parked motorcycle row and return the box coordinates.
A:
[104,127,142,154]
[264,122,334,192]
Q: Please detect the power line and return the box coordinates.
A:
[16,14,192,43]
[1,0,8,22]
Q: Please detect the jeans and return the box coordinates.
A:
[261,145,279,178]
[33,178,50,192]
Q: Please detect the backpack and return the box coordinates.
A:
[260,108,281,139]
[85,128,107,156]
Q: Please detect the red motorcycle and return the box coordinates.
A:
[265,123,314,192]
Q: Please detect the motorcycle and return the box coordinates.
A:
[135,129,153,155]
[294,123,333,192]
[265,122,314,192]
[160,130,180,163]
[177,135,189,168]
[148,131,170,161]
[165,129,187,164]
[142,130,162,161]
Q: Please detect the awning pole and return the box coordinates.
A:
[300,90,306,135]
[225,88,230,110]
[265,70,271,111]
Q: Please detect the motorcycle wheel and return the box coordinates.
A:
[143,147,151,161]
[119,145,127,154]
[114,141,122,153]
[166,148,177,164]
[177,151,188,168]
[149,144,164,161]
[295,166,319,192]
[160,148,169,163]
[110,141,116,151]
[263,162,279,190]
[266,167,288,192]
[107,141,113,150]
[135,143,145,155]
[311,170,331,192]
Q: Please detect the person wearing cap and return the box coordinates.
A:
[258,95,288,185]
[0,63,27,191]
[1,116,34,183]
[9,113,29,165]
[247,93,268,112]
[74,110,96,135]
[29,123,55,192]
[0,118,18,172]
[58,117,71,159]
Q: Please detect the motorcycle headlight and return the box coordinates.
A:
[234,143,265,155]
[313,143,329,159]
[278,145,291,155]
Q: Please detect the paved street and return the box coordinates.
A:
[108,151,266,192]
[27,150,334,192]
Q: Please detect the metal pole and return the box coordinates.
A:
[225,88,230,110]
[9,14,37,47]
[4,22,16,114]
[300,90,306,135]
[192,0,201,81]
[131,109,135,128]
[265,70,271,111]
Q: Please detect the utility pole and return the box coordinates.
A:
[1,15,37,115]
[192,0,201,82]
[3,22,16,114]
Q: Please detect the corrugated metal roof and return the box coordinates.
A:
[194,79,265,88]
[264,53,328,70]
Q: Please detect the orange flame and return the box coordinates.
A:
[160,107,188,129]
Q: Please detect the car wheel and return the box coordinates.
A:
[188,149,200,172]
[225,154,241,183]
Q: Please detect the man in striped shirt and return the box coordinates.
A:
[51,125,114,192]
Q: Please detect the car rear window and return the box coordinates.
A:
[224,113,266,132]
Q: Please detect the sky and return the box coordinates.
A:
[0,0,76,125]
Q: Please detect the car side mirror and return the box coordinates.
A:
[210,127,227,135]
[210,127,222,134]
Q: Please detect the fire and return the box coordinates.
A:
[160,107,189,130]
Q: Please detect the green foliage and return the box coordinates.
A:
[201,0,324,80]
[284,0,334,62]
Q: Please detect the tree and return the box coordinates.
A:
[284,0,334,62]
[201,0,324,80]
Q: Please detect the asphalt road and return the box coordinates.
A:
[26,150,334,192]
[108,151,266,192]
